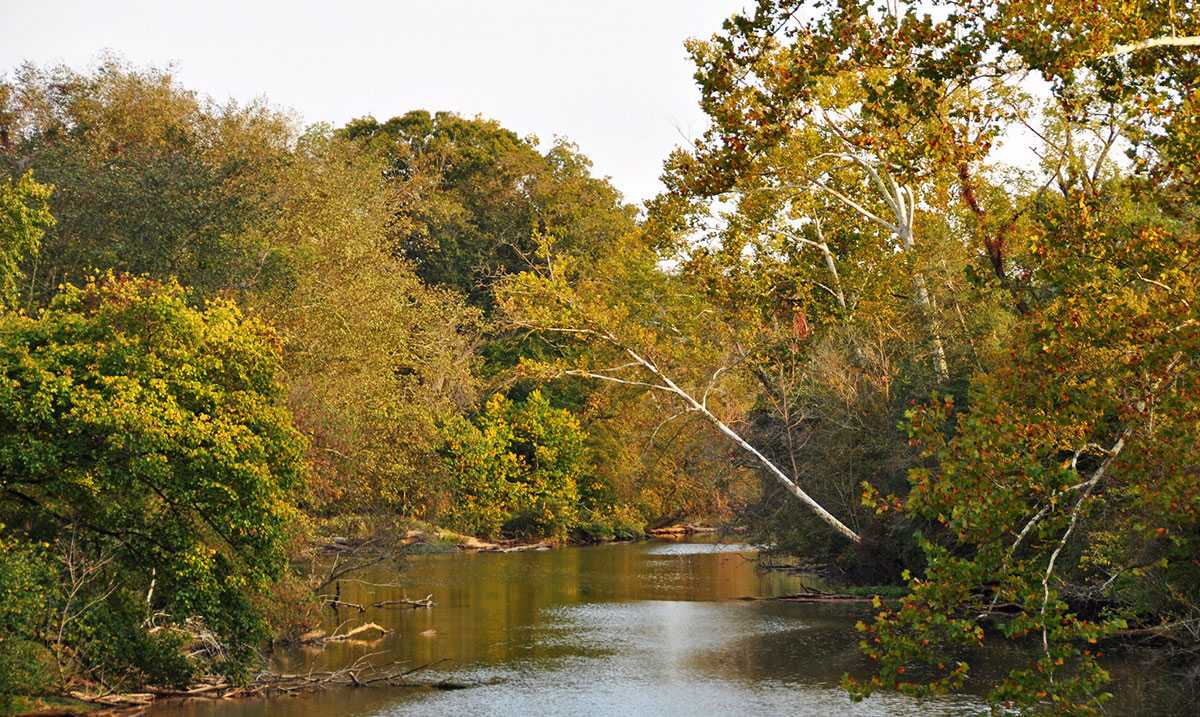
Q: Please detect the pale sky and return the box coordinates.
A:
[2,0,750,204]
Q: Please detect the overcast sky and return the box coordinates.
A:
[3,1,751,204]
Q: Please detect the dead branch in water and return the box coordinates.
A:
[769,593,878,604]
[647,524,718,536]
[322,594,436,612]
[66,655,497,712]
[298,621,391,645]
[372,595,435,609]
[735,589,885,604]
[457,536,554,552]
[313,545,387,593]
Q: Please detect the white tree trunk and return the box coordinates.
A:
[571,340,863,544]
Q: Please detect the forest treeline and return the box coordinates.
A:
[2,0,1199,714]
[0,56,743,707]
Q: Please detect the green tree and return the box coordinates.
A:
[497,231,840,538]
[0,172,52,309]
[854,183,1199,715]
[251,128,483,515]
[0,58,293,301]
[342,110,636,309]
[0,274,306,689]
[439,391,589,540]
[673,0,1200,712]
[0,535,54,710]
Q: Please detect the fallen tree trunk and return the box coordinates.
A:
[647,524,719,536]
[736,591,887,604]
[299,621,391,645]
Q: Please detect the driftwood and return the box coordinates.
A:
[65,656,499,713]
[769,592,878,604]
[457,536,553,552]
[66,691,155,707]
[474,543,552,553]
[325,621,390,642]
[325,594,435,612]
[373,595,435,608]
[299,621,391,645]
[647,524,718,536]
[735,589,882,604]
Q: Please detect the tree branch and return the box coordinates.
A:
[1100,35,1200,58]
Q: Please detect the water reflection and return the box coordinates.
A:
[152,541,982,716]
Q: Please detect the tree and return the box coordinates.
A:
[0,275,306,688]
[341,110,636,309]
[498,232,863,543]
[438,390,589,540]
[608,0,1200,710]
[672,0,1200,711]
[0,535,53,710]
[854,180,1199,715]
[249,128,483,515]
[343,111,687,529]
[0,58,293,301]
[0,171,52,309]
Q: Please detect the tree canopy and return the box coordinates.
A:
[341,110,637,308]
[0,275,306,688]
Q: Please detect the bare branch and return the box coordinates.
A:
[613,344,862,543]
[811,181,900,234]
[561,369,674,393]
[1100,35,1200,58]
[1040,429,1130,655]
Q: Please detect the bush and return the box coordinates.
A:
[438,391,589,540]
[576,505,647,542]
[0,535,55,709]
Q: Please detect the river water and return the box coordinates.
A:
[151,540,1175,716]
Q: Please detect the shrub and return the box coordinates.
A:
[438,391,589,540]
[0,534,55,708]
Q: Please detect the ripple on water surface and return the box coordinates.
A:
[642,540,756,555]
[148,541,984,717]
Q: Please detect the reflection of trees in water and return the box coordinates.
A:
[688,604,865,685]
[173,544,1172,715]
[276,543,816,673]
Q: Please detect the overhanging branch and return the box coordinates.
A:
[1100,35,1200,58]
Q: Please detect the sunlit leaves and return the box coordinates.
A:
[438,391,587,540]
[0,275,306,678]
[0,172,52,309]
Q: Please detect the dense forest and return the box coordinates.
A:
[1,1,1198,715]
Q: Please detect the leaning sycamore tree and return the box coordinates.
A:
[662,0,1200,713]
[497,232,864,543]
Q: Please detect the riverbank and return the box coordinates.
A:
[311,515,737,556]
[17,668,498,717]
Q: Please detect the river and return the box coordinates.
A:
[150,540,1177,716]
